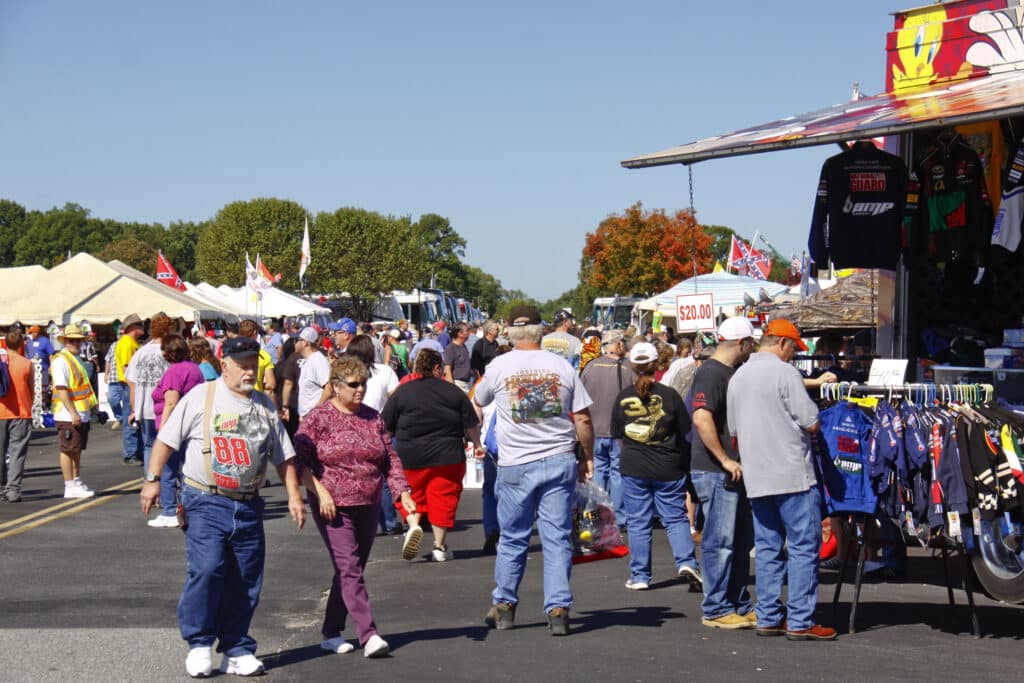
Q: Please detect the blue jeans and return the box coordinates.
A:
[482,452,498,536]
[118,386,142,461]
[750,487,822,631]
[158,448,182,517]
[621,475,697,583]
[691,470,753,619]
[107,381,125,423]
[140,418,157,474]
[593,437,623,521]
[493,452,575,613]
[379,482,398,532]
[178,485,266,656]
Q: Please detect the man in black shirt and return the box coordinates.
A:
[470,321,500,381]
[443,322,473,391]
[690,317,757,630]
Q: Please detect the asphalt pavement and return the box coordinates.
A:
[1,425,1022,682]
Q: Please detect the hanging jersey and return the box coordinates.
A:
[955,120,1006,215]
[992,142,1024,254]
[808,142,909,270]
[818,402,878,515]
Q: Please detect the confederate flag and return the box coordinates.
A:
[728,235,772,280]
[156,251,186,291]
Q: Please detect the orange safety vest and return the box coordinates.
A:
[50,349,98,413]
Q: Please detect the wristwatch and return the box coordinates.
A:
[144,472,160,483]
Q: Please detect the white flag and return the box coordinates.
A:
[245,251,260,292]
[299,215,311,283]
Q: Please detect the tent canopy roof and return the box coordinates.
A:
[638,272,789,317]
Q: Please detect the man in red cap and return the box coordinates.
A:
[725,319,836,641]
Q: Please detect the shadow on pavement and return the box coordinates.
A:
[572,605,687,634]
[830,600,1024,639]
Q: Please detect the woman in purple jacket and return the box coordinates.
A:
[295,356,417,659]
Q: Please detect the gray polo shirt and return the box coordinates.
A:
[726,352,819,499]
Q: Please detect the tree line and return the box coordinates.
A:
[0,197,508,320]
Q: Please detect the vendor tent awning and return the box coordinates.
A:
[0,253,233,325]
[214,285,330,318]
[638,272,789,317]
[622,70,1024,167]
[771,270,880,333]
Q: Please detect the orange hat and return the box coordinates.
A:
[28,325,40,334]
[765,319,808,351]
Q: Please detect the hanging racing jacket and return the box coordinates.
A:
[817,402,878,515]
[808,141,909,270]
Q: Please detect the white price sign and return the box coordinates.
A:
[867,359,908,387]
[675,293,716,332]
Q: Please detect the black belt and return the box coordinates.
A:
[184,477,260,502]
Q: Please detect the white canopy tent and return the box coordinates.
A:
[183,282,255,321]
[0,253,233,325]
[635,272,789,326]
[214,285,330,318]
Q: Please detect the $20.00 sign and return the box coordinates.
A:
[675,293,716,332]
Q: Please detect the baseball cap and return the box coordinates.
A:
[765,319,809,351]
[330,318,357,335]
[553,309,574,324]
[298,326,319,344]
[508,305,541,327]
[221,336,261,360]
[28,325,40,334]
[717,317,756,342]
[601,329,625,346]
[432,320,447,330]
[388,329,401,339]
[628,341,659,364]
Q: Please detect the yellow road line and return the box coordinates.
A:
[0,478,143,538]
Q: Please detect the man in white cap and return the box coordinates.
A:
[51,323,99,498]
[690,316,758,630]
[294,327,331,420]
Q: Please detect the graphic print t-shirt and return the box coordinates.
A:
[158,379,294,493]
[125,341,169,420]
[611,382,690,480]
[541,331,583,369]
[474,349,592,466]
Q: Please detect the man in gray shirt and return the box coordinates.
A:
[726,319,836,642]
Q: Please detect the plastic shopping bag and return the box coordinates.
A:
[572,480,628,565]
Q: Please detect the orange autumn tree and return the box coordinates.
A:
[581,202,713,296]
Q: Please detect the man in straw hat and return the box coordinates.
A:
[51,323,99,499]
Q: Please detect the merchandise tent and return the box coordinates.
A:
[621,0,1024,612]
[635,272,788,325]
[0,253,230,325]
[212,284,331,318]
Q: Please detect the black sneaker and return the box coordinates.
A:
[485,603,516,630]
[483,530,500,555]
[819,556,843,571]
[547,607,570,636]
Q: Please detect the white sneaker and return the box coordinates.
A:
[431,546,454,562]
[73,479,92,493]
[625,579,650,590]
[185,646,213,678]
[363,634,389,658]
[320,636,355,654]
[64,483,95,499]
[220,653,264,676]
[110,419,122,431]
[148,515,180,528]
[401,523,423,560]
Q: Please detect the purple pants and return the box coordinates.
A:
[311,498,381,645]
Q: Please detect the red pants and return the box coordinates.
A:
[397,462,466,529]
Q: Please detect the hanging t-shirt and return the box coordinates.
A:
[474,349,592,466]
[158,378,294,493]
[992,141,1024,254]
[610,382,690,481]
[808,141,909,270]
[125,341,169,421]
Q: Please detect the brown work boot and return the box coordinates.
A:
[786,624,838,641]
[547,607,570,636]
[485,603,516,630]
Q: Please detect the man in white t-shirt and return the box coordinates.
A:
[474,305,594,637]
[541,309,583,369]
[140,336,306,677]
[295,327,331,419]
[126,313,172,473]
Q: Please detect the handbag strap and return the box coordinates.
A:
[202,381,217,484]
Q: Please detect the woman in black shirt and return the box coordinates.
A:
[611,342,700,591]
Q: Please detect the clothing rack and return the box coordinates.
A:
[818,381,989,637]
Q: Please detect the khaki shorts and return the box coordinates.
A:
[55,421,90,455]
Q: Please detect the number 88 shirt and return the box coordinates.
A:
[158,379,295,494]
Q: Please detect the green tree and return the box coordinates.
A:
[459,264,504,317]
[96,238,157,273]
[14,203,93,266]
[195,198,306,288]
[496,296,541,322]
[0,199,27,266]
[162,220,206,282]
[541,282,598,325]
[414,213,466,290]
[307,208,429,320]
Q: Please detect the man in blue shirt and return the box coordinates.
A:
[26,325,55,395]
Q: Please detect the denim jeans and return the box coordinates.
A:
[621,475,697,583]
[482,452,498,537]
[158,448,182,517]
[378,482,398,532]
[178,485,266,656]
[593,437,623,521]
[107,381,125,423]
[750,487,822,631]
[118,386,142,461]
[493,452,575,613]
[691,470,753,619]
[140,418,157,474]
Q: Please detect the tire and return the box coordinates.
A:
[969,519,1024,604]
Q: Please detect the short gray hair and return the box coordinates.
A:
[483,321,500,335]
[508,324,543,345]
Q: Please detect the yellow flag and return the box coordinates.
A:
[712,260,724,273]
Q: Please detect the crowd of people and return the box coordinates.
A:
[0,306,840,677]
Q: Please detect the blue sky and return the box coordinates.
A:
[1,1,901,300]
